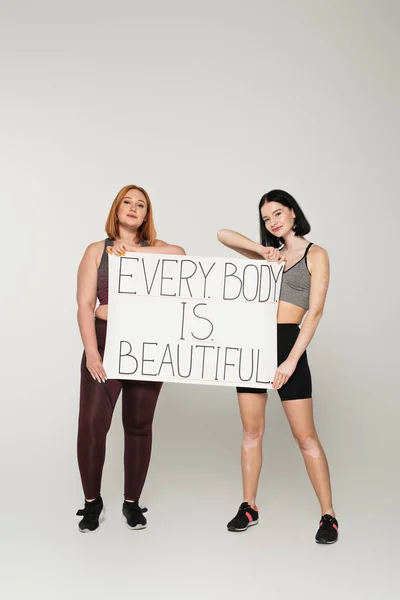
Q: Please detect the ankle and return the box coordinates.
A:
[322,507,335,518]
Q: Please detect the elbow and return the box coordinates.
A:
[308,308,323,320]
[217,229,228,243]
[77,301,96,316]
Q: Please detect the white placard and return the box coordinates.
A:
[103,254,283,387]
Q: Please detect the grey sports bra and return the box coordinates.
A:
[280,243,313,310]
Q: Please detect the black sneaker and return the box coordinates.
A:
[76,496,105,533]
[315,514,339,544]
[122,500,148,530]
[227,502,259,532]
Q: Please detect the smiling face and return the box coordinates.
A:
[260,201,296,238]
[117,188,148,229]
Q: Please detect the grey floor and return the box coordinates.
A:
[2,382,397,600]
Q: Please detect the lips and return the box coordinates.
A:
[127,214,137,218]
[272,226,282,233]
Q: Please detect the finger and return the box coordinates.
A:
[99,366,107,382]
[93,365,106,383]
[90,365,102,383]
[272,371,280,388]
[88,367,98,381]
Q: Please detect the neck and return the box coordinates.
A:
[281,231,306,252]
[117,225,140,245]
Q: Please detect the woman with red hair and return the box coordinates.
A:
[76,185,184,533]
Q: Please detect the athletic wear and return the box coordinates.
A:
[76,496,105,533]
[280,243,313,310]
[227,502,259,532]
[122,500,148,530]
[97,238,149,305]
[77,318,162,500]
[315,514,339,544]
[237,324,312,400]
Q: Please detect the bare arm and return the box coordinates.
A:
[77,242,107,381]
[217,229,284,263]
[217,229,267,259]
[272,246,329,389]
[288,246,330,362]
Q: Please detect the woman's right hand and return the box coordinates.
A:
[107,241,136,256]
[260,247,285,263]
[86,351,107,383]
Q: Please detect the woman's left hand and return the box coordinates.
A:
[272,358,297,389]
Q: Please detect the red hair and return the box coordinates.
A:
[105,185,157,245]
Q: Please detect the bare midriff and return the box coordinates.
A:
[95,305,108,321]
[277,300,306,325]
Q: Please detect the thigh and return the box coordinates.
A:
[277,325,312,402]
[121,380,163,425]
[80,351,122,415]
[282,397,315,438]
[237,391,267,429]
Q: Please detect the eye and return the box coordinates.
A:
[124,200,130,204]
[276,212,281,216]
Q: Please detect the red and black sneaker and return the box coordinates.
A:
[227,502,259,532]
[315,514,339,544]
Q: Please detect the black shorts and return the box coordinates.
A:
[236,324,312,401]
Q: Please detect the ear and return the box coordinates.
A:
[291,209,296,219]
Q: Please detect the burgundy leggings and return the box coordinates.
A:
[77,318,162,500]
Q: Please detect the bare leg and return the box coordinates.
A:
[282,398,334,516]
[237,392,267,508]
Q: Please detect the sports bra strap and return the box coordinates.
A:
[304,242,313,258]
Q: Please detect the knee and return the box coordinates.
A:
[295,434,320,458]
[242,423,265,448]
[124,419,153,437]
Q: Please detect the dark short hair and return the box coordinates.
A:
[258,189,311,248]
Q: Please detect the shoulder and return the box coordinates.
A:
[308,244,328,259]
[87,240,106,252]
[80,240,106,268]
[307,244,329,274]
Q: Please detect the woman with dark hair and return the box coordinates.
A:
[76,185,185,533]
[217,189,338,544]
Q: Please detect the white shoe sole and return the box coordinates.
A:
[228,520,259,532]
[78,507,106,533]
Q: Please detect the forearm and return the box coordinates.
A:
[77,306,99,356]
[217,229,265,259]
[288,311,323,363]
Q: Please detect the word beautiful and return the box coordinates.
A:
[104,254,284,387]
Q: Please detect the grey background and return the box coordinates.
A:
[0,1,398,598]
